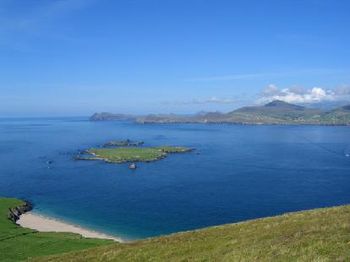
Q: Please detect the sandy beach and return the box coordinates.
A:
[17,212,124,242]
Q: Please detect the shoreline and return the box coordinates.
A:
[17,211,126,243]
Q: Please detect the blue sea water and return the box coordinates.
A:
[0,117,350,240]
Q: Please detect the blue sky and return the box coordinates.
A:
[0,0,349,116]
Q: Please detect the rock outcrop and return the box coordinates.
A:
[8,201,33,223]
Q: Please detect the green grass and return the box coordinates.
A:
[3,197,350,261]
[34,205,350,262]
[87,146,192,163]
[0,198,113,262]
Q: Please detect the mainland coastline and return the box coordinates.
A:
[90,100,350,125]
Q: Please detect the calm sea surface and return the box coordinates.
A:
[0,117,350,240]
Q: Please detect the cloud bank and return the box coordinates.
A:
[258,85,350,104]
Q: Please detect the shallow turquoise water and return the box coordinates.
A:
[0,118,350,240]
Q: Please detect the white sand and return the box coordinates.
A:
[17,212,124,242]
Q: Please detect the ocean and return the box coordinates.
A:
[1,117,350,240]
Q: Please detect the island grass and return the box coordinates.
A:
[87,146,192,163]
[0,198,113,262]
[34,205,350,262]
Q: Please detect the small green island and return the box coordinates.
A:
[88,146,192,163]
[77,141,193,165]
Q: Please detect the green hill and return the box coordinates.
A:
[223,100,322,124]
[34,204,350,261]
[320,105,350,125]
[2,197,350,261]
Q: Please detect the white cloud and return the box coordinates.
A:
[258,85,350,104]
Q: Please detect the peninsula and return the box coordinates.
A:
[90,100,350,125]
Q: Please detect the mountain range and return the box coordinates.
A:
[90,100,350,125]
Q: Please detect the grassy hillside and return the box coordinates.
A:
[226,100,323,124]
[0,198,113,262]
[34,204,350,262]
[2,197,350,261]
[321,105,350,125]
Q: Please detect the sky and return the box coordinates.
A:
[0,0,350,116]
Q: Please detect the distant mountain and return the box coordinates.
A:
[89,112,136,121]
[223,100,322,125]
[264,100,305,109]
[90,100,350,125]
